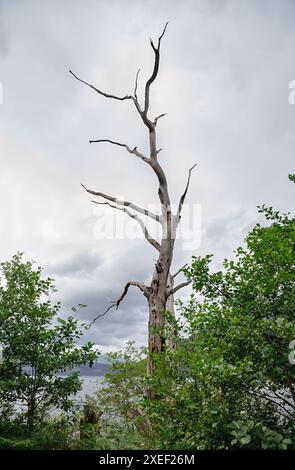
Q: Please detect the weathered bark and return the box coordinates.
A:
[71,23,197,398]
[165,273,176,351]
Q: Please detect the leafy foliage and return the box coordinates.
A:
[143,205,295,449]
[0,253,98,432]
[90,342,149,450]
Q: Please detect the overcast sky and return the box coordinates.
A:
[0,0,294,352]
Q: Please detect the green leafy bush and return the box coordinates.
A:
[0,253,98,432]
[144,205,295,449]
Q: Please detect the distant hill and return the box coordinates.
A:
[78,362,111,377]
[24,360,112,377]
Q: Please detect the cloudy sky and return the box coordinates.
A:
[0,0,294,352]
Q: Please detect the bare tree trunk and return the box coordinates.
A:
[165,274,175,316]
[165,273,176,351]
[71,23,196,399]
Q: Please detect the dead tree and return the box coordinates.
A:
[70,24,196,392]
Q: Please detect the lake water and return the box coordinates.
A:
[77,376,104,401]
[14,376,105,415]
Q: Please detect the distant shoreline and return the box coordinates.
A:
[67,362,111,377]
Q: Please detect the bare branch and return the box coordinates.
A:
[154,113,167,127]
[168,280,191,297]
[130,23,169,132]
[92,200,161,252]
[69,69,133,101]
[89,138,149,163]
[134,69,140,101]
[248,388,295,421]
[269,388,295,410]
[92,281,147,323]
[81,183,160,222]
[91,303,115,323]
[87,139,171,231]
[177,163,198,218]
[158,22,169,42]
[115,280,147,306]
[172,264,188,279]
[144,22,168,116]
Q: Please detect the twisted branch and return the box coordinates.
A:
[177,163,198,218]
[89,138,149,163]
[168,280,191,297]
[144,22,168,116]
[69,70,133,101]
[92,200,160,252]
[92,281,147,323]
[81,184,160,223]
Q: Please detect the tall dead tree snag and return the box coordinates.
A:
[70,23,196,385]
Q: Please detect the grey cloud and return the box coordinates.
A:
[50,241,155,348]
[46,250,103,277]
[0,9,9,57]
[204,210,253,247]
[63,276,149,350]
